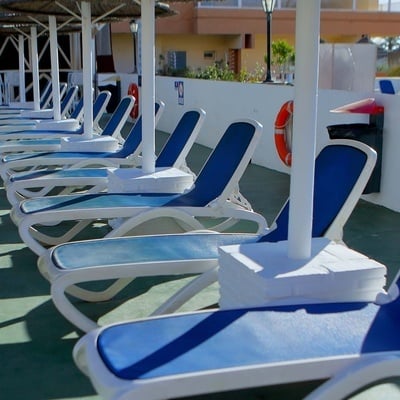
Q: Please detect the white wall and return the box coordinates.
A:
[119,74,400,212]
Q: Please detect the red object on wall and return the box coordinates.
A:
[127,83,139,118]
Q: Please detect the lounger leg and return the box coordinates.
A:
[19,219,95,255]
[151,267,219,315]
[65,278,135,302]
[37,252,135,302]
[105,209,205,238]
[51,273,107,332]
[50,260,220,332]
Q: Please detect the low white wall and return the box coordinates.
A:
[120,74,400,212]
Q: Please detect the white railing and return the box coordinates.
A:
[198,0,400,11]
[379,0,400,11]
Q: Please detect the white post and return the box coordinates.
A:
[18,34,26,103]
[81,1,94,139]
[49,15,61,120]
[70,32,82,70]
[141,0,156,174]
[287,0,321,259]
[30,26,41,111]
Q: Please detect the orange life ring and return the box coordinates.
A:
[127,83,139,119]
[274,100,293,167]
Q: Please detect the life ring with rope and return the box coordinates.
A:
[127,83,139,119]
[274,100,293,167]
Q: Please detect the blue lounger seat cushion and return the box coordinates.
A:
[96,291,400,381]
[52,233,259,270]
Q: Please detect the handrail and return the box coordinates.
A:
[198,0,399,12]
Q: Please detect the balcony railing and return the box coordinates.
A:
[198,0,400,11]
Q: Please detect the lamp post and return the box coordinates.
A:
[262,0,276,83]
[129,19,138,73]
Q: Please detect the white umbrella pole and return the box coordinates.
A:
[49,15,61,120]
[82,1,94,139]
[287,0,321,259]
[18,34,26,103]
[30,26,41,110]
[141,0,156,174]
[70,32,82,70]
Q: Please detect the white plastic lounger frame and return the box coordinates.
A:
[37,139,377,332]
[14,119,265,256]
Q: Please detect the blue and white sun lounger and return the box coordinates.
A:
[0,80,55,115]
[36,139,377,332]
[73,273,400,400]
[0,91,111,153]
[0,83,76,134]
[4,101,164,200]
[0,96,138,180]
[0,84,78,131]
[13,119,264,256]
[5,105,201,207]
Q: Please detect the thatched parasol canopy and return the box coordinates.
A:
[0,0,174,19]
[0,0,176,139]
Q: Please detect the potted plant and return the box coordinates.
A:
[265,39,295,82]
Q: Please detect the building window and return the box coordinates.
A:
[204,51,215,60]
[168,51,187,71]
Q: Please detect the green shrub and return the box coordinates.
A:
[387,66,400,76]
[238,63,266,83]
[270,40,295,67]
[190,62,236,81]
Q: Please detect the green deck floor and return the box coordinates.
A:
[0,129,399,399]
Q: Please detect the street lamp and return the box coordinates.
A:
[261,0,275,83]
[129,19,138,73]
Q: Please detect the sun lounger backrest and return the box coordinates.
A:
[60,85,78,117]
[68,98,85,135]
[71,91,111,135]
[112,102,163,158]
[99,96,134,137]
[113,116,142,157]
[379,79,396,94]
[156,109,205,168]
[39,81,53,109]
[92,91,111,124]
[70,97,83,119]
[168,120,261,207]
[59,82,68,100]
[258,140,373,243]
[43,83,66,109]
